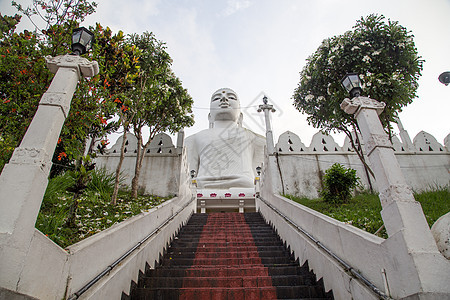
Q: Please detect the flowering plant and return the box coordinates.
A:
[293,14,423,140]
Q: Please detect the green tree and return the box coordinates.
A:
[127,32,194,199]
[1,2,137,177]
[293,14,423,176]
[90,25,141,205]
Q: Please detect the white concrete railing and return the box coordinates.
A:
[256,193,389,300]
[16,194,196,300]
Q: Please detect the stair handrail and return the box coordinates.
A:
[257,195,392,300]
[67,195,195,300]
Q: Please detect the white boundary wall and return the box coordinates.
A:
[274,130,449,198]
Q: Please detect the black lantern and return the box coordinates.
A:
[71,27,95,55]
[438,71,450,86]
[256,166,261,176]
[190,170,196,179]
[341,73,363,98]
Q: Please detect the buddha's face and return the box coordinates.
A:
[210,88,240,122]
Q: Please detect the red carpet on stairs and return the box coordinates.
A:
[179,213,277,299]
[127,212,333,300]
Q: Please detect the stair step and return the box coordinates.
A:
[132,287,278,300]
[166,250,289,259]
[140,274,318,289]
[168,245,287,253]
[127,212,333,300]
[147,266,271,277]
[140,275,275,288]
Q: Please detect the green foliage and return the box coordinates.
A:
[36,168,169,248]
[413,186,450,226]
[86,167,118,201]
[120,32,194,199]
[65,155,96,227]
[320,163,360,204]
[286,187,449,239]
[293,14,423,138]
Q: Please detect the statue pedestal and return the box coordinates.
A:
[196,188,256,213]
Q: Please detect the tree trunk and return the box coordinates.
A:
[342,125,374,193]
[131,132,143,199]
[111,129,128,205]
[65,192,80,227]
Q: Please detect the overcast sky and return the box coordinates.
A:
[2,0,449,147]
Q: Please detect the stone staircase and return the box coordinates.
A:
[125,212,333,299]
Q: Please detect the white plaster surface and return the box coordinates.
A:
[0,56,91,294]
[431,212,450,259]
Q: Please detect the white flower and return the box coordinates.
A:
[360,41,370,46]
[351,46,360,51]
[317,96,325,101]
[372,51,380,56]
[362,55,371,63]
[305,94,314,101]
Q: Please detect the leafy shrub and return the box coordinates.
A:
[87,167,117,201]
[320,163,359,204]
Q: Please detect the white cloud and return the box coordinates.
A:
[222,0,253,17]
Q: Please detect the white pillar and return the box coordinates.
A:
[0,54,98,290]
[395,116,415,151]
[257,97,276,154]
[176,129,184,154]
[341,96,450,299]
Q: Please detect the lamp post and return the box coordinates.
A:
[257,96,276,154]
[438,71,450,86]
[256,166,262,176]
[71,27,95,55]
[340,72,363,97]
[340,73,445,299]
[190,169,197,187]
[0,28,98,290]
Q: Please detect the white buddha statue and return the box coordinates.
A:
[185,88,265,190]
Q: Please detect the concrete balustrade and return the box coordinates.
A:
[9,195,195,300]
[256,193,385,300]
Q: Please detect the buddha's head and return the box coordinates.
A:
[209,88,241,124]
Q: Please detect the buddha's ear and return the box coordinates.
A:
[208,113,214,128]
[237,113,243,127]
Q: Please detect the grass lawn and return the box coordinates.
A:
[285,187,449,239]
[36,169,170,248]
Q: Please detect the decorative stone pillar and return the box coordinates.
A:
[341,96,449,299]
[257,96,276,154]
[176,128,185,154]
[395,116,415,151]
[0,54,98,289]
